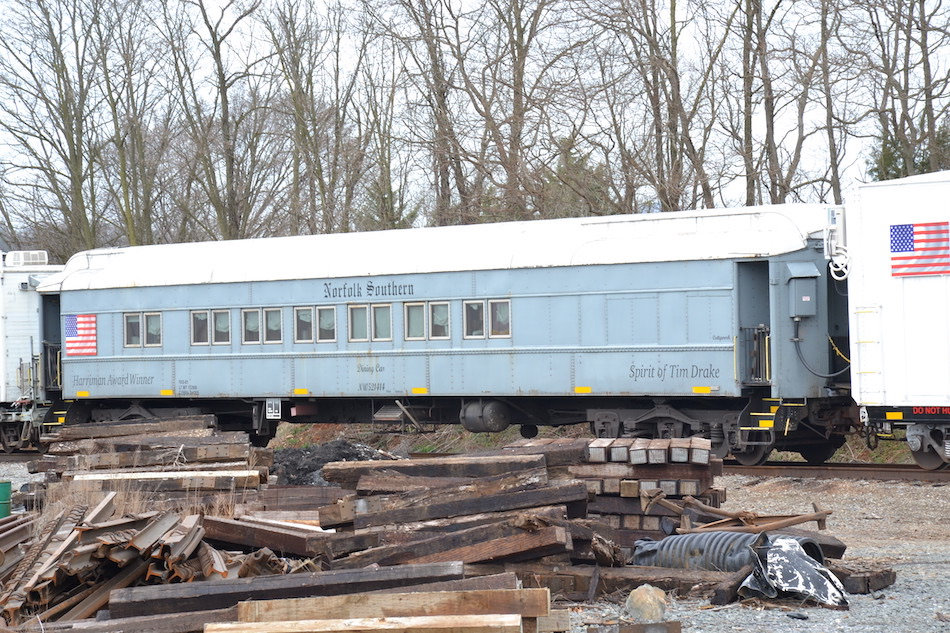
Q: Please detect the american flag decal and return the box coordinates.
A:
[64,314,97,356]
[890,221,950,277]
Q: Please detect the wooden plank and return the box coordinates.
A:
[16,607,239,633]
[405,526,571,565]
[567,461,721,480]
[646,439,669,464]
[334,520,549,569]
[203,517,320,557]
[628,439,651,465]
[237,588,550,622]
[352,482,588,529]
[533,609,571,633]
[608,439,636,463]
[585,439,614,463]
[65,444,250,471]
[668,438,691,463]
[206,614,522,633]
[97,432,250,451]
[689,437,712,465]
[107,562,466,618]
[369,572,521,594]
[495,438,590,467]
[619,480,639,498]
[55,415,215,440]
[466,563,738,598]
[321,455,547,487]
[356,473,473,494]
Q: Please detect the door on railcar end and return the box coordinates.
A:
[37,293,65,444]
[736,261,771,386]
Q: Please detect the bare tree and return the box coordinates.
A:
[0,0,107,260]
[264,0,371,234]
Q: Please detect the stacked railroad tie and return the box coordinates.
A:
[0,433,898,632]
[26,416,272,511]
[556,436,726,545]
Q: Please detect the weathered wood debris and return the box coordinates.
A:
[0,425,895,633]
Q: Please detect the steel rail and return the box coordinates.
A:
[723,461,950,482]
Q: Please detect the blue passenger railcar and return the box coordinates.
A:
[37,205,856,463]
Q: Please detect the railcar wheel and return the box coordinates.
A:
[733,442,771,466]
[910,447,948,471]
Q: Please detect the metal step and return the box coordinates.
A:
[373,405,405,423]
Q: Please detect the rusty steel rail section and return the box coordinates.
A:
[724,461,950,482]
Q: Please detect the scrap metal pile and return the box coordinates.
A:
[0,422,896,633]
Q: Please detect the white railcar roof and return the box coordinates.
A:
[39,204,834,292]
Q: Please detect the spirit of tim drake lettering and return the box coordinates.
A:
[323,280,415,299]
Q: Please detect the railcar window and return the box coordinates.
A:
[212,310,231,344]
[405,303,425,340]
[372,305,392,341]
[294,307,313,342]
[145,313,162,346]
[124,313,141,347]
[242,309,261,344]
[430,302,450,339]
[463,301,485,338]
[191,311,210,345]
[489,300,511,338]
[349,305,368,341]
[264,308,282,343]
[317,307,336,342]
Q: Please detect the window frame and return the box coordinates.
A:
[144,312,163,347]
[488,299,512,339]
[212,309,231,345]
[429,301,451,340]
[348,304,369,342]
[191,310,210,346]
[263,307,283,344]
[294,306,314,343]
[123,313,142,347]
[463,300,486,339]
[316,306,336,343]
[372,304,393,342]
[404,302,426,341]
[242,308,262,344]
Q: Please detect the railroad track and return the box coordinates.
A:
[723,460,950,483]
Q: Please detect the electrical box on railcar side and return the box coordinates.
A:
[847,171,950,470]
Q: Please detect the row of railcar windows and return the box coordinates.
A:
[122,299,511,348]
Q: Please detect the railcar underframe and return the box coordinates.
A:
[57,391,860,463]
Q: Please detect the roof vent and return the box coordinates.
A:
[5,251,49,267]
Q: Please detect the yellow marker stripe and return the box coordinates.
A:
[411,387,428,395]
[294,388,309,395]
[76,391,89,398]
[885,411,904,420]
[160,389,174,396]
[759,420,775,428]
[574,386,592,394]
[692,386,712,394]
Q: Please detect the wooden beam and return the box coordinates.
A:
[353,482,588,529]
[321,455,547,487]
[206,613,522,633]
[107,562,466,618]
[237,588,550,622]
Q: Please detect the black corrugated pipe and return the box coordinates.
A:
[630,531,824,572]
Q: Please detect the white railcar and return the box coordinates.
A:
[847,172,950,469]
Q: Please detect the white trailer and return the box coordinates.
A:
[0,250,62,451]
[846,172,950,469]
